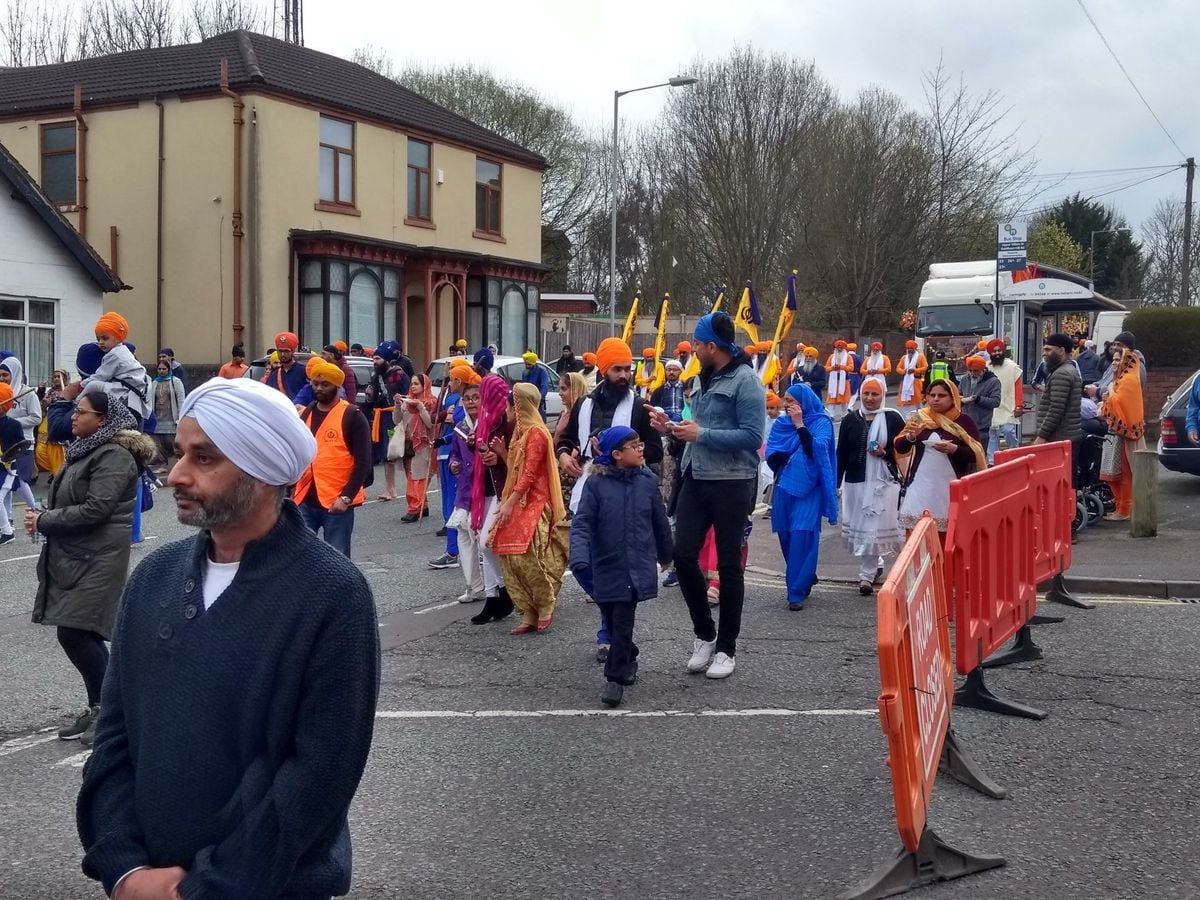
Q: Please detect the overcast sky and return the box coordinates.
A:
[307,0,1195,238]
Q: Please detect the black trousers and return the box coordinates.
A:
[56,626,109,706]
[598,602,638,685]
[672,473,758,656]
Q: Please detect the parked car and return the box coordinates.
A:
[1158,368,1200,476]
[425,355,564,422]
[245,352,373,406]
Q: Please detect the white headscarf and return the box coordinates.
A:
[0,356,24,393]
[855,375,890,451]
[179,377,316,485]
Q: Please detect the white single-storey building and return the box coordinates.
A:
[0,140,125,388]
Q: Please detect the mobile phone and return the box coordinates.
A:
[868,439,879,452]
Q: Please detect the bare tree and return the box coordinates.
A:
[85,0,189,54]
[1,0,91,65]
[1141,197,1199,306]
[189,0,271,39]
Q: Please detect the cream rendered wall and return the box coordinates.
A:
[249,94,542,353]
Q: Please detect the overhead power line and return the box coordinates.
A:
[1075,0,1186,158]
[1011,167,1181,220]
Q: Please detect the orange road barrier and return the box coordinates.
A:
[840,514,1005,900]
[944,455,1046,719]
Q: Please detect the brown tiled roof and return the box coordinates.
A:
[0,140,125,292]
[0,31,545,168]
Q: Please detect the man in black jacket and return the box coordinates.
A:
[1035,333,1083,451]
[556,337,663,512]
[77,377,380,900]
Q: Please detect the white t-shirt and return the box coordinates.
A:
[202,557,240,610]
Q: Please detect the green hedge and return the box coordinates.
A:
[1124,307,1200,367]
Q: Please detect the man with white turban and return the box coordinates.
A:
[77,376,379,900]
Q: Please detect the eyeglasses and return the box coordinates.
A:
[615,441,645,452]
[71,407,100,417]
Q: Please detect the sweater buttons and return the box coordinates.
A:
[158,623,173,639]
[184,605,197,620]
[183,578,195,593]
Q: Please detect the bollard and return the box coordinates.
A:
[1131,449,1158,538]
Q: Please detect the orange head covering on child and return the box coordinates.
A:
[0,382,12,412]
[450,361,482,386]
[95,312,129,341]
[596,337,633,375]
[765,390,781,409]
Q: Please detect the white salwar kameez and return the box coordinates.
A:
[840,402,904,581]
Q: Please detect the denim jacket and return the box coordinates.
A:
[680,355,766,481]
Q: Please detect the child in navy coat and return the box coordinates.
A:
[570,425,674,707]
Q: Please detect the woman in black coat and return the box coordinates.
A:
[27,390,155,745]
[836,376,906,594]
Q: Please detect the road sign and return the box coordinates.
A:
[996,221,1027,273]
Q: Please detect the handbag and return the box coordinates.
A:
[386,428,406,463]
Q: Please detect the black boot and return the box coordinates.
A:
[471,595,500,625]
[494,586,514,621]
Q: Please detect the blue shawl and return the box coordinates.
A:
[767,383,838,523]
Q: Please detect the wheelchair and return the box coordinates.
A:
[1073,432,1115,533]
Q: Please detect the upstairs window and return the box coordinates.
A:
[475,159,502,235]
[318,115,355,205]
[407,139,432,221]
[41,122,77,205]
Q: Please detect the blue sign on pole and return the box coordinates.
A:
[996,221,1028,273]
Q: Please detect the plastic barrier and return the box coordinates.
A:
[841,514,1005,900]
[994,440,1094,613]
[943,456,1047,719]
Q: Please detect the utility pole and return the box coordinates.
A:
[1182,157,1194,306]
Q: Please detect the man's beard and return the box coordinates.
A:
[176,473,261,528]
[603,375,629,392]
[990,355,1005,366]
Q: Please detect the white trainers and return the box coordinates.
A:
[705,652,736,679]
[686,638,717,673]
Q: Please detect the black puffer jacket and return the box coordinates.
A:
[1036,361,1082,443]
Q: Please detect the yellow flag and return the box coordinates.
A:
[654,293,670,358]
[710,286,727,314]
[621,292,640,347]
[733,281,761,345]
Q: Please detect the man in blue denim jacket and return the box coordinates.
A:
[648,312,766,680]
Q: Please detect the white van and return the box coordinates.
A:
[1091,311,1128,349]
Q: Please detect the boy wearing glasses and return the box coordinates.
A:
[569,426,673,707]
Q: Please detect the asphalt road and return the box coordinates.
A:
[2,479,1199,899]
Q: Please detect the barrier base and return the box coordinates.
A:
[954,668,1048,720]
[1046,573,1095,610]
[980,624,1043,669]
[1030,612,1065,625]
[838,827,1006,900]
[939,727,1008,799]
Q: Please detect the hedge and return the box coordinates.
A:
[1123,307,1200,368]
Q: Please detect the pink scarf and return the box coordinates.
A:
[470,374,511,530]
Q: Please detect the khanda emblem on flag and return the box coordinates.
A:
[733,280,761,345]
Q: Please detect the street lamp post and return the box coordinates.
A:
[1088,227,1131,293]
[610,76,699,336]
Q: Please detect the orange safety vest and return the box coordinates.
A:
[293,400,366,508]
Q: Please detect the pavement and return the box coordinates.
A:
[1,465,1200,898]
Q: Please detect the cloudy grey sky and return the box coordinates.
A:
[307,0,1195,236]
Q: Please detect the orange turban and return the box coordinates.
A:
[847,342,858,351]
[333,340,348,353]
[582,352,597,366]
[274,331,299,351]
[450,362,481,386]
[0,382,12,412]
[305,356,323,379]
[642,347,656,359]
[965,354,986,371]
[834,340,847,349]
[95,312,129,341]
[675,341,692,355]
[905,339,918,350]
[986,339,1006,355]
[976,340,988,350]
[756,340,774,353]
[765,390,781,409]
[596,337,633,375]
[309,359,345,387]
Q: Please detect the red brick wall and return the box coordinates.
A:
[1143,366,1194,438]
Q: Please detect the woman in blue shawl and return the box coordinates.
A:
[766,382,838,610]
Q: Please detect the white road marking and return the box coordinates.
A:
[0,553,41,564]
[413,600,461,616]
[0,731,58,756]
[375,707,877,720]
[55,750,91,768]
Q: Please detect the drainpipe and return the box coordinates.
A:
[219,60,245,346]
[154,97,165,353]
[72,85,88,238]
[247,104,261,357]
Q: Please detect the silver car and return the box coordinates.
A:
[425,355,564,423]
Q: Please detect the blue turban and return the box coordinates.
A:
[374,340,400,362]
[0,350,11,362]
[594,425,638,466]
[693,312,739,357]
[76,342,105,377]
[473,347,495,369]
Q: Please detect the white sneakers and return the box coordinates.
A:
[686,638,716,673]
[705,652,736,679]
[686,640,737,679]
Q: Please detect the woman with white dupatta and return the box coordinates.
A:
[835,376,905,595]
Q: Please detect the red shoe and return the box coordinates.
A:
[536,616,553,633]
[510,623,536,635]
